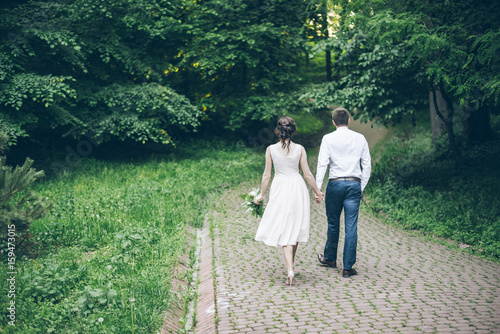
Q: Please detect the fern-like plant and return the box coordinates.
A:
[0,132,52,248]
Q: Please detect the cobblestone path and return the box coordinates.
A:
[195,184,500,334]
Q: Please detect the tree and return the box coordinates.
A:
[368,0,499,159]
[306,0,336,82]
[172,0,312,133]
[1,0,325,149]
[0,0,202,148]
[303,0,500,164]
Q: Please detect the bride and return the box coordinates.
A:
[254,116,324,286]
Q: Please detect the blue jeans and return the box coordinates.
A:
[324,180,362,270]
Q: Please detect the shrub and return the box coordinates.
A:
[365,123,500,259]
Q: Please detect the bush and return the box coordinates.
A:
[0,132,52,252]
[365,123,500,259]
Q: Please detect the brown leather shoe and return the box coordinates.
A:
[342,268,357,278]
[317,254,336,268]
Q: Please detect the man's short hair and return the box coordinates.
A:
[332,107,350,126]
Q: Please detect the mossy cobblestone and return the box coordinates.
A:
[195,183,500,333]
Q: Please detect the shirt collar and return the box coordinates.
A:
[335,126,349,131]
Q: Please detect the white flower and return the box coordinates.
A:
[129,298,135,302]
[96,214,100,218]
[107,265,112,270]
[72,307,79,312]
[98,317,104,323]
[34,282,38,286]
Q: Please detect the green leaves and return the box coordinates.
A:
[304,33,425,125]
[365,0,499,109]
[77,285,118,314]
[0,74,76,110]
[69,83,203,144]
[0,0,204,147]
[178,0,310,129]
[23,259,81,302]
[304,0,499,137]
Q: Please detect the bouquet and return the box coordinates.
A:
[240,188,265,218]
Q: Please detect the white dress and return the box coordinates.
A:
[255,143,311,247]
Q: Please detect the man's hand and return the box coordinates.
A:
[315,192,325,204]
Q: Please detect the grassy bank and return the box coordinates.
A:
[364,116,500,260]
[0,143,261,333]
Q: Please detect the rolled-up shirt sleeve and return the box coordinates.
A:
[316,137,330,190]
[360,138,371,191]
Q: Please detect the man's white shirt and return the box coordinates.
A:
[315,127,371,191]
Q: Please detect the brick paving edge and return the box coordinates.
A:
[194,219,217,334]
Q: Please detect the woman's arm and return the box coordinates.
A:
[254,146,272,204]
[299,146,323,197]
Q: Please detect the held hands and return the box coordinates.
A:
[315,192,325,204]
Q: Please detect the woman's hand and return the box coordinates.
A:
[315,192,324,204]
[253,195,263,205]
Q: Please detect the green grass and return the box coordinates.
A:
[364,116,500,260]
[0,144,261,333]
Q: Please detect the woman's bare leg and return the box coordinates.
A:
[292,243,299,268]
[283,245,295,285]
[283,245,294,271]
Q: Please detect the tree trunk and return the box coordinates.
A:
[323,7,332,82]
[430,87,463,165]
[429,90,446,141]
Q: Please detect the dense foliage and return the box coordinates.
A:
[2,0,498,159]
[304,0,500,161]
[0,0,319,150]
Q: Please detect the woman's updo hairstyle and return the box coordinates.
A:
[275,116,296,152]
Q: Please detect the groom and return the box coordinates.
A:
[315,107,371,278]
